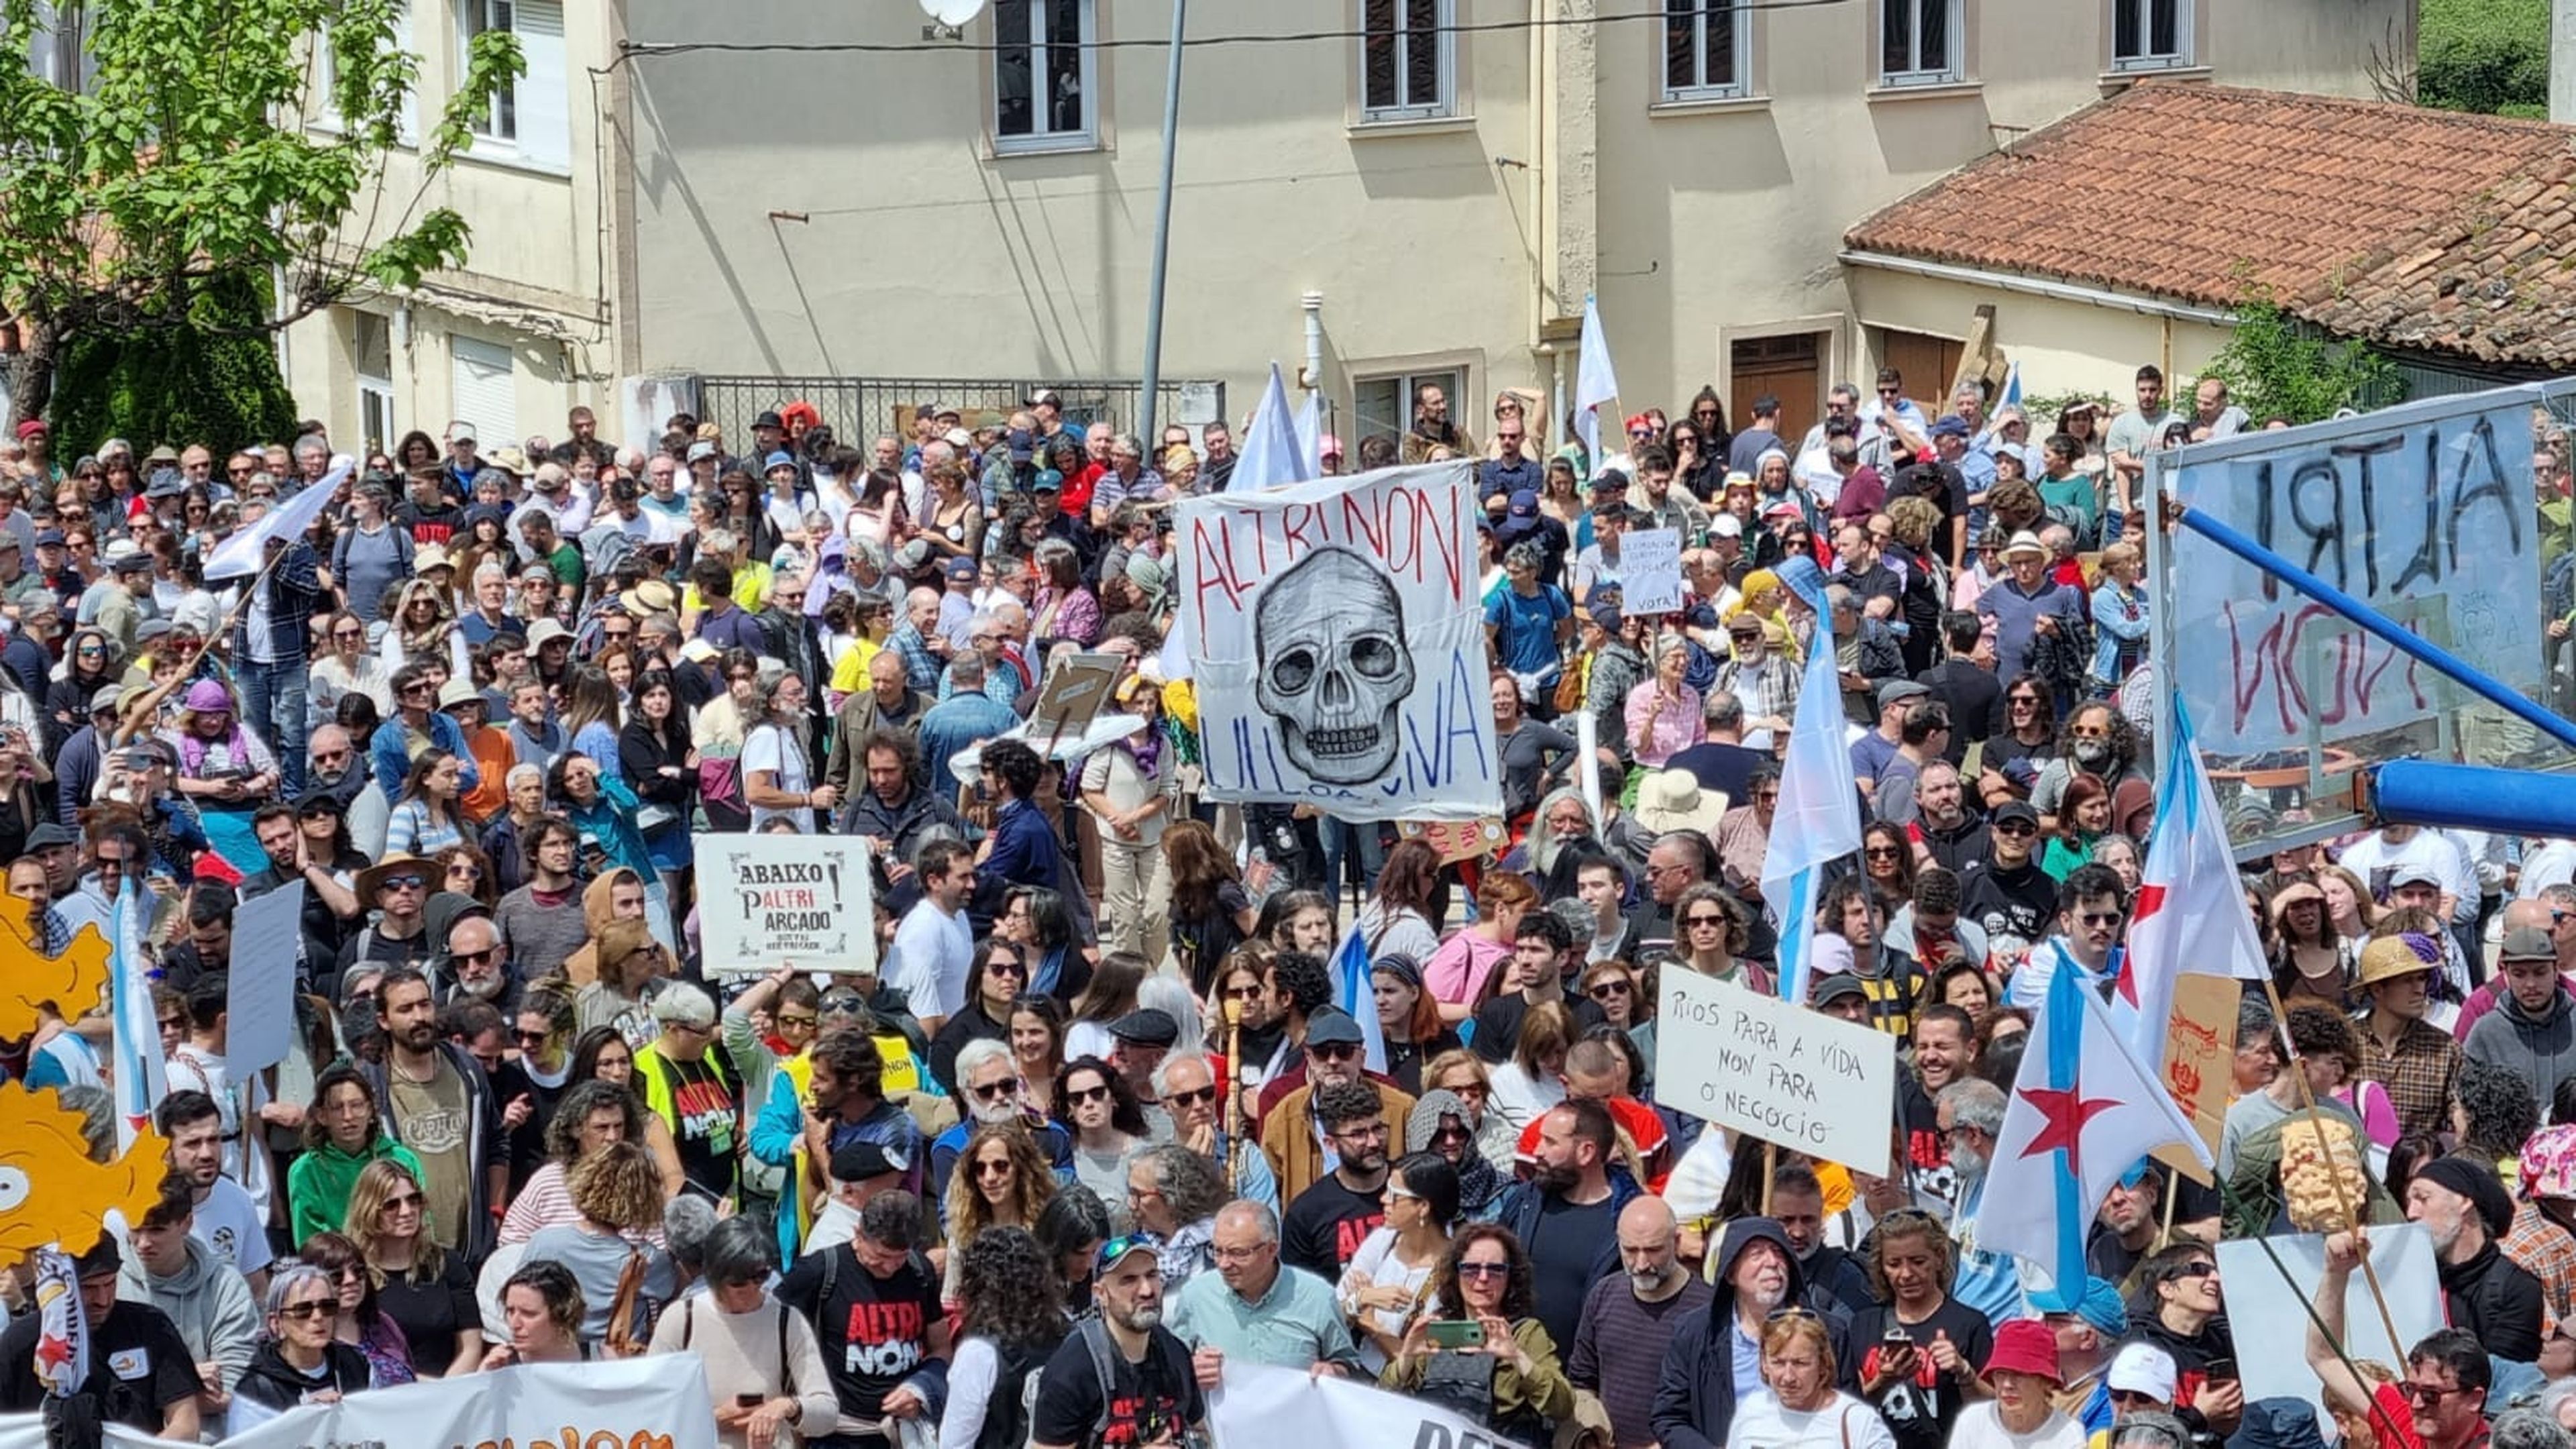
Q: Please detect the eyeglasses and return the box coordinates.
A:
[2404,1381,2465,1406]
[1332,1122,1389,1143]
[379,874,427,891]
[2075,911,2123,926]
[1067,1083,1112,1105]
[776,1012,816,1030]
[277,1301,335,1321]
[1167,1085,1218,1108]
[971,1076,1024,1102]
[1589,981,1632,1000]
[331,628,364,641]
[974,1157,1015,1177]
[1457,1261,1511,1279]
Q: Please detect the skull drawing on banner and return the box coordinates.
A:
[1253,547,1414,785]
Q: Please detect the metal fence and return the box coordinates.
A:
[692,375,1225,447]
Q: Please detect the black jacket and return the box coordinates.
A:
[359,1041,504,1262]
[232,1340,371,1416]
[2440,1237,2545,1362]
[1653,1218,1855,1449]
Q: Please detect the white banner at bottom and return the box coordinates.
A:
[1212,1361,1529,1449]
[0,1355,716,1449]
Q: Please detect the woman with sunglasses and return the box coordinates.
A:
[228,1265,373,1432]
[1860,822,1918,919]
[1670,882,1770,995]
[944,1122,1062,1294]
[1383,1223,1573,1441]
[1979,681,2057,810]
[1576,959,1656,1066]
[930,938,1028,1097]
[1339,1152,1458,1373]
[46,624,118,731]
[1849,1209,1991,1449]
[1052,1055,1152,1234]
[296,1232,413,1389]
[309,610,392,733]
[343,1159,483,1378]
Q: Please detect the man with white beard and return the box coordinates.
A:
[1155,1051,1277,1212]
[926,1038,1073,1197]
[1938,1077,2027,1324]
[1651,1216,1825,1449]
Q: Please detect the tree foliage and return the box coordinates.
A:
[2419,0,2548,119]
[50,272,299,449]
[2200,293,2401,427]
[0,0,522,419]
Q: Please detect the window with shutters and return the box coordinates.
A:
[449,334,517,449]
[458,0,570,171]
[993,0,1096,154]
[354,312,396,458]
[1362,0,1452,121]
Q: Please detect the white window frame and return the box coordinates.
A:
[1352,366,1467,455]
[353,312,396,457]
[1661,0,1750,103]
[1360,0,1455,123]
[992,0,1097,156]
[459,0,517,142]
[1878,0,1964,87]
[2108,0,2192,72]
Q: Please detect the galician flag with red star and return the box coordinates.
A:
[1978,953,2212,1295]
[2108,701,2269,1079]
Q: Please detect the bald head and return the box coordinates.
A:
[1616,1195,1683,1296]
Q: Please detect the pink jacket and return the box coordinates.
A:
[1623,681,1703,767]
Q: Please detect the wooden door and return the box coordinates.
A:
[1876,329,1964,414]
[1731,333,1822,447]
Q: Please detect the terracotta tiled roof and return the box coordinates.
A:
[1842,83,2576,328]
[2298,148,2576,368]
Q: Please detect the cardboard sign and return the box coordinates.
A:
[226,883,304,1074]
[695,834,877,975]
[2153,973,2240,1185]
[1024,650,1125,745]
[1622,527,1683,616]
[1398,818,1507,865]
[2216,1226,2443,1439]
[1656,969,1898,1176]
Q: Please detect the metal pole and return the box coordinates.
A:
[2172,504,2576,753]
[1135,0,1187,450]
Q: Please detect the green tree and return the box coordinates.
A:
[2419,0,2548,118]
[0,0,522,427]
[2199,292,2400,427]
[50,272,299,449]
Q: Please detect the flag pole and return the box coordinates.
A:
[1761,1139,1777,1216]
[2257,977,2403,1349]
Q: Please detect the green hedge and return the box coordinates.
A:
[2420,0,2548,118]
[49,271,301,455]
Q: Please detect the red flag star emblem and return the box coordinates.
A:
[2114,884,2167,1004]
[2018,1081,2122,1183]
[34,1333,70,1373]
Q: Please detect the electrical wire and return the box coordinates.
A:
[615,0,1857,62]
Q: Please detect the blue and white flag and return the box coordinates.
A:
[2110,701,2269,1075]
[1328,922,1391,1074]
[1761,557,1863,1008]
[1980,959,2210,1295]
[107,888,162,1149]
[1574,295,1619,476]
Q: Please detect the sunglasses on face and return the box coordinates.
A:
[380,874,427,891]
[1992,822,2036,838]
[1864,847,1902,860]
[1310,1042,1360,1061]
[511,1028,550,1046]
[1588,982,1631,1000]
[775,1012,816,1030]
[1067,1083,1112,1105]
[277,1300,335,1321]
[1458,1261,1511,1279]
[971,1076,1024,1102]
[381,1193,423,1211]
[1167,1085,1218,1109]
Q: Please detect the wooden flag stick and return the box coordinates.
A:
[2258,977,2404,1350]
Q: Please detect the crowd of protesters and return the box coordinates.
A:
[0,370,2567,1449]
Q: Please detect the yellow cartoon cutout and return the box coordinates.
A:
[0,1084,167,1270]
[0,902,111,1042]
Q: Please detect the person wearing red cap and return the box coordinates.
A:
[1948,1319,2085,1449]
[13,417,60,485]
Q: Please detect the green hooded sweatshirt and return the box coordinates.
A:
[286,1136,424,1246]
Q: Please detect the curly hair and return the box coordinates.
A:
[2459,1056,2540,1159]
[1430,1223,1535,1320]
[945,1122,1059,1244]
[567,1140,665,1234]
[955,1225,1071,1352]
[545,1079,646,1165]
[1132,1141,1230,1227]
[1053,1055,1150,1139]
[2055,700,2137,775]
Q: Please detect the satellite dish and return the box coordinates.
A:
[918,0,987,25]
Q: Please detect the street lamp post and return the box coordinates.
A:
[1136,0,1187,448]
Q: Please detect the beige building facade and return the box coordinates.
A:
[284,0,616,458]
[611,0,2408,451]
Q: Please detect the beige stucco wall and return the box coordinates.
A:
[1844,266,2236,403]
[618,0,2406,443]
[282,2,615,453]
